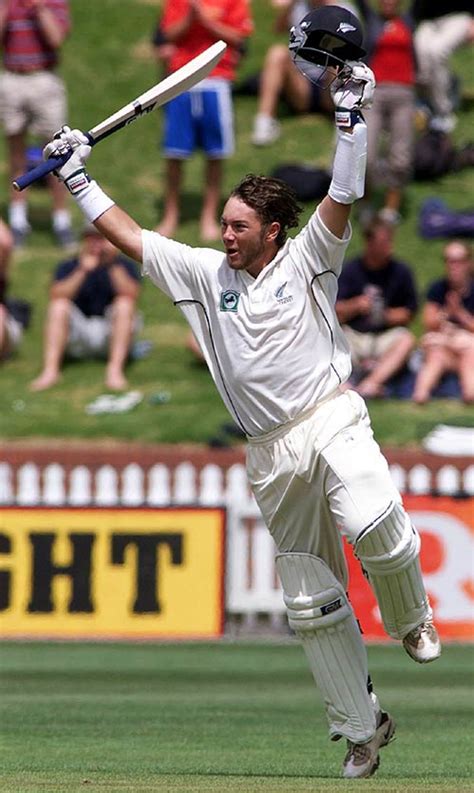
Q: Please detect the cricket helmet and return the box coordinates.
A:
[289,5,366,86]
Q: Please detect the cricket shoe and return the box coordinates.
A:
[251,114,281,146]
[342,711,395,779]
[403,620,441,664]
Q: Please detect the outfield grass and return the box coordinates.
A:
[0,641,473,792]
[0,0,473,445]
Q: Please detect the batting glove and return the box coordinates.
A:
[43,126,92,195]
[331,62,375,129]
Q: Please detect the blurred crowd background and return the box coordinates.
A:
[0,0,473,445]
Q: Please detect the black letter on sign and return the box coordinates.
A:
[0,533,11,611]
[111,533,183,613]
[27,533,95,613]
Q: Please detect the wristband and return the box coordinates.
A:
[328,122,367,205]
[73,180,115,223]
[334,109,365,130]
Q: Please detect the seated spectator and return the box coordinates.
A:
[30,225,141,392]
[0,217,24,360]
[354,0,416,226]
[336,219,418,397]
[413,1,474,133]
[251,0,357,146]
[413,240,474,404]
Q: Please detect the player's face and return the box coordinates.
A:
[221,197,274,278]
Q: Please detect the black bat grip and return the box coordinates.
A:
[13,153,72,192]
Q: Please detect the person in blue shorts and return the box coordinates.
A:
[155,0,253,241]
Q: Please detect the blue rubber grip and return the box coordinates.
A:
[13,151,73,191]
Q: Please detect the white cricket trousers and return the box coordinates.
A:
[246,389,402,588]
[415,13,472,118]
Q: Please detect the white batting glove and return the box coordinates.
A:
[43,126,92,195]
[331,62,375,129]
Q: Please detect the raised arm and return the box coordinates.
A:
[318,62,375,240]
[41,128,144,263]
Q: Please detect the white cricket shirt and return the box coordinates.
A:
[142,208,352,437]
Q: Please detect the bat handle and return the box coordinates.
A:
[13,153,72,191]
[13,132,94,191]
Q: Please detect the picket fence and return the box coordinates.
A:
[1,459,473,626]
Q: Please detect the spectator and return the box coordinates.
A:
[336,218,418,398]
[251,0,357,146]
[30,225,141,392]
[156,0,253,241]
[413,240,474,404]
[354,0,416,226]
[0,0,74,248]
[413,1,474,133]
[0,217,25,359]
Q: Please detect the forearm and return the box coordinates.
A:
[197,18,245,49]
[163,17,193,43]
[319,122,367,239]
[35,4,67,49]
[93,206,143,264]
[384,307,413,327]
[335,298,364,324]
[0,2,8,38]
[50,269,87,300]
[108,265,140,300]
[454,308,474,332]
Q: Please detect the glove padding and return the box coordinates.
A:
[43,126,92,194]
[331,62,376,111]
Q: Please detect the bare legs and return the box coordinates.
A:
[30,296,135,392]
[413,340,474,404]
[357,330,416,398]
[30,297,71,391]
[105,296,135,390]
[158,157,223,241]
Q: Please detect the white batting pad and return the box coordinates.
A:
[276,552,377,743]
[355,504,432,639]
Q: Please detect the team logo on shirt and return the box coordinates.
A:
[220,290,240,312]
[275,282,293,304]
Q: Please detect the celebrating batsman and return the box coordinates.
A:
[40,6,441,780]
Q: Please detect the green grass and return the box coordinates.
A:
[0,641,473,792]
[1,0,474,445]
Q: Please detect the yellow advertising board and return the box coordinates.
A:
[0,507,225,639]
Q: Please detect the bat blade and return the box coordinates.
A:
[13,40,227,191]
[89,39,227,143]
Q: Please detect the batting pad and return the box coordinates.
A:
[355,504,432,639]
[276,552,377,743]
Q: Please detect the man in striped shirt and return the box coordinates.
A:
[0,0,73,247]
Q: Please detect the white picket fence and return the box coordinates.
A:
[1,459,473,625]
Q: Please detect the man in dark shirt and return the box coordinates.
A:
[336,218,418,397]
[30,224,141,391]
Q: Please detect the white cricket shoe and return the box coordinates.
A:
[342,711,395,779]
[403,620,441,664]
[251,114,281,146]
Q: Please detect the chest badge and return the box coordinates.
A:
[275,281,293,304]
[220,289,240,312]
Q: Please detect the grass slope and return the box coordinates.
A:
[1,0,473,444]
[0,641,473,792]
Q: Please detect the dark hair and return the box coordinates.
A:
[230,174,303,248]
